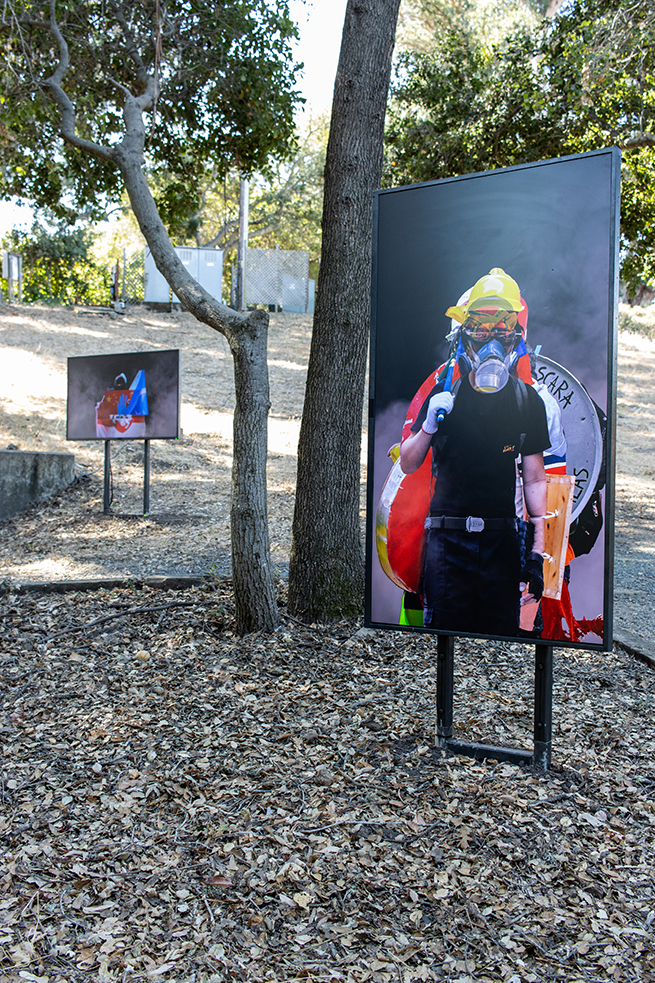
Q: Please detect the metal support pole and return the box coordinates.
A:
[103,440,112,514]
[276,242,282,312]
[237,176,249,311]
[143,439,151,516]
[435,635,552,770]
[533,643,553,770]
[436,634,455,747]
[113,260,120,311]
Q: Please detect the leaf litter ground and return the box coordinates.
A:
[1,582,654,983]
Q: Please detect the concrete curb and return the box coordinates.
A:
[0,450,75,521]
[613,627,655,671]
[6,576,207,595]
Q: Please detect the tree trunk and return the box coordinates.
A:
[116,149,279,633]
[230,312,278,632]
[288,0,401,620]
[39,1,280,634]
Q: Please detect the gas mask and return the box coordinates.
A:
[447,275,525,393]
[465,338,519,393]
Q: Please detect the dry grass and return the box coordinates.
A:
[0,301,654,648]
[0,305,315,584]
[618,301,655,341]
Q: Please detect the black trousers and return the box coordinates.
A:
[422,525,521,636]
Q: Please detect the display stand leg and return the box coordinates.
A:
[533,643,553,771]
[435,638,552,770]
[436,634,454,747]
[103,440,111,515]
[143,439,151,516]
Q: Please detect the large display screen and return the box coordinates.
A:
[366,149,620,650]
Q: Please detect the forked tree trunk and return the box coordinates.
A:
[118,152,278,634]
[288,0,401,620]
[40,1,280,634]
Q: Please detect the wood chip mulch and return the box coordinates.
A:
[1,581,654,983]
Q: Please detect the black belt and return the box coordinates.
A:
[425,515,518,533]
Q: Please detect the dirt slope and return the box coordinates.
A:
[0,303,654,648]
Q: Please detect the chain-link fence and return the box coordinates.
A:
[112,250,145,305]
[244,247,309,312]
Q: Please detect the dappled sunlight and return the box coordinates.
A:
[6,555,112,580]
[188,346,229,361]
[181,404,233,440]
[617,397,655,415]
[54,518,160,541]
[0,349,69,439]
[616,470,655,502]
[618,331,655,360]
[0,401,67,432]
[268,358,306,372]
[1,400,63,423]
[3,310,111,335]
[0,348,67,402]
[181,404,300,457]
[268,416,300,455]
[144,462,233,481]
[141,318,177,328]
[10,319,113,339]
[267,469,297,488]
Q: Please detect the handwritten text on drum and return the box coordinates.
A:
[573,467,589,501]
[535,366,574,409]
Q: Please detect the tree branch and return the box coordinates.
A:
[621,131,655,150]
[108,1,159,121]
[106,74,133,99]
[44,0,115,162]
[108,0,152,90]
[45,600,205,642]
[202,219,238,250]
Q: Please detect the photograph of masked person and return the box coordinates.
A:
[399,269,550,637]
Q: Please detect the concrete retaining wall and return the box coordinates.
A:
[0,450,76,521]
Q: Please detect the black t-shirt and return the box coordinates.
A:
[411,374,550,517]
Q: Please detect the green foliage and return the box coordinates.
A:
[2,220,110,304]
[385,0,655,294]
[619,151,655,291]
[618,301,655,339]
[0,0,302,223]
[397,0,545,55]
[191,116,328,259]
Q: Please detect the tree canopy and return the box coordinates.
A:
[0,0,302,224]
[385,0,655,293]
[0,0,305,633]
[167,115,328,266]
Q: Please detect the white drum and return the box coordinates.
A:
[533,355,603,522]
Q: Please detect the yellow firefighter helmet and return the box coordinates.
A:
[446,268,522,322]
